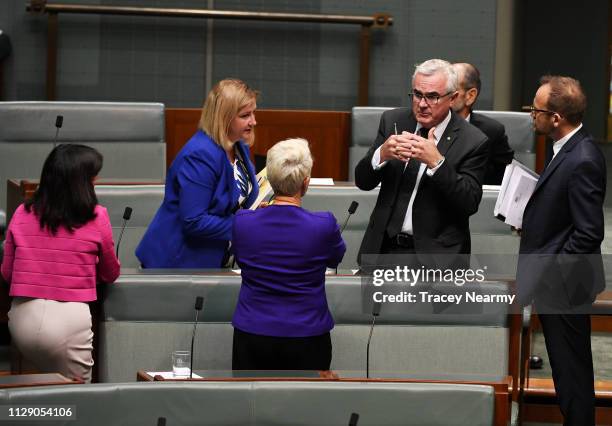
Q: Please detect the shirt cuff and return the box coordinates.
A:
[426,157,445,176]
[371,146,388,170]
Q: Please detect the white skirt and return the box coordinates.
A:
[8,297,94,383]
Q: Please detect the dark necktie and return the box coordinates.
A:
[385,127,428,237]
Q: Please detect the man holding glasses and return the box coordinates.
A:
[355,59,490,269]
[518,76,606,425]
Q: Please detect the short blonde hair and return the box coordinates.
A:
[198,78,259,150]
[266,138,313,196]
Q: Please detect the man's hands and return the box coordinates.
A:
[379,128,444,169]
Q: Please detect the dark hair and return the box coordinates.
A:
[25,144,103,234]
[540,75,586,126]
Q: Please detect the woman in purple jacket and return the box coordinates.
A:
[1,144,120,382]
[231,138,346,370]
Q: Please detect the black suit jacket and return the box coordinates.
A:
[470,112,514,185]
[517,127,606,306]
[355,108,489,267]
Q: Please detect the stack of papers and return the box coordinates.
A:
[493,160,539,229]
[250,167,273,210]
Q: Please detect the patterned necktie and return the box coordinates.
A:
[385,127,429,237]
[236,160,249,199]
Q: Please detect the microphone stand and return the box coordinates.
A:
[53,115,63,149]
[336,201,359,274]
[366,302,381,379]
[190,296,204,379]
[115,207,133,258]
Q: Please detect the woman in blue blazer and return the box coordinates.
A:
[136,79,259,268]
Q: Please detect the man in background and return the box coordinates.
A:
[452,62,514,184]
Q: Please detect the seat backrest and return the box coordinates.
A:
[95,183,518,271]
[349,108,536,180]
[349,106,393,181]
[474,110,535,170]
[302,185,380,270]
[98,272,512,384]
[0,101,166,213]
[469,186,520,277]
[0,381,495,426]
[95,184,165,268]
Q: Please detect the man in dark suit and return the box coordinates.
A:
[518,75,606,426]
[451,62,514,184]
[355,59,489,269]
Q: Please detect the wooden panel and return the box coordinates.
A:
[165,108,201,170]
[165,109,351,181]
[535,134,547,173]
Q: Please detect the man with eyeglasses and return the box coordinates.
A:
[517,76,605,426]
[355,58,490,269]
[451,62,514,184]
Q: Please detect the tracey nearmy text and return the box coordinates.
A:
[372,291,516,305]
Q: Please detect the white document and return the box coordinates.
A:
[249,167,274,210]
[493,160,539,229]
[310,178,335,186]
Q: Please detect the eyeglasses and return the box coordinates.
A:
[409,90,454,105]
[522,105,559,116]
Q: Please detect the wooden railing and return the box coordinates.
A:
[27,1,393,105]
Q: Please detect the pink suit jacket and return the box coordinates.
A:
[1,204,120,302]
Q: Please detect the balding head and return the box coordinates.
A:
[451,63,481,118]
[539,75,586,126]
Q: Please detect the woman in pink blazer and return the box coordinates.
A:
[1,144,120,382]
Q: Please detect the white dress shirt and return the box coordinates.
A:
[552,123,582,160]
[371,111,452,234]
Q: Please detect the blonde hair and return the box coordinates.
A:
[198,79,259,150]
[266,138,313,196]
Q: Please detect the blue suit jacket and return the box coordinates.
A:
[136,130,259,268]
[517,127,606,306]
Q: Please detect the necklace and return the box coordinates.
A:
[272,195,301,207]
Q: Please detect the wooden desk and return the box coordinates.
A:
[0,373,81,389]
[137,370,511,426]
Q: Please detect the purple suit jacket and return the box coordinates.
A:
[231,205,346,337]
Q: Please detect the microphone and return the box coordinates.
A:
[190,296,204,379]
[340,201,359,233]
[348,412,359,426]
[336,201,359,274]
[157,418,166,426]
[115,207,133,258]
[366,301,381,379]
[53,115,63,148]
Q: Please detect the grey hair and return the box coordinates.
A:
[412,59,458,93]
[266,138,313,196]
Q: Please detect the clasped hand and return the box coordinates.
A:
[379,128,442,169]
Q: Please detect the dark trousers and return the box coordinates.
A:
[537,312,595,426]
[232,328,332,371]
